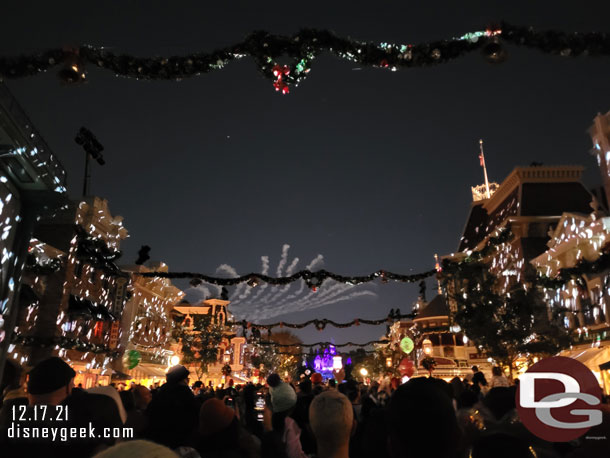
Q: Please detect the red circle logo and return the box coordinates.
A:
[516,356,602,442]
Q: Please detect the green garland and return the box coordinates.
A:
[259,339,387,348]
[2,23,609,92]
[231,310,414,332]
[140,268,435,289]
[11,333,121,358]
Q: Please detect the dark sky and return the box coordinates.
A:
[2,1,610,348]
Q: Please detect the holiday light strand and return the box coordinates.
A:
[259,339,388,348]
[139,268,436,289]
[11,334,121,358]
[230,310,414,331]
[1,23,608,92]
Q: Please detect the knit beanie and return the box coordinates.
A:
[199,398,235,435]
[310,373,323,385]
[166,365,190,384]
[270,381,297,413]
[27,357,76,395]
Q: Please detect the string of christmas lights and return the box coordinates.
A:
[259,339,388,348]
[139,268,436,289]
[1,23,608,92]
[230,310,414,332]
[10,334,121,358]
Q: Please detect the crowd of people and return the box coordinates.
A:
[1,358,609,458]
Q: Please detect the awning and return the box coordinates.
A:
[136,365,167,378]
[110,370,131,380]
[559,346,610,372]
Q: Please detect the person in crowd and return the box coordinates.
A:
[471,366,488,395]
[263,373,308,458]
[192,381,203,396]
[145,365,199,450]
[387,377,462,458]
[196,397,261,458]
[311,372,325,395]
[88,385,127,424]
[350,403,389,458]
[123,384,151,437]
[240,383,262,437]
[338,379,361,423]
[449,376,465,408]
[1,357,122,458]
[92,439,180,458]
[488,366,510,388]
[309,390,354,458]
[225,378,238,398]
[292,377,316,454]
[0,359,26,410]
[470,432,536,458]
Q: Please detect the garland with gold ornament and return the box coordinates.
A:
[1,23,608,93]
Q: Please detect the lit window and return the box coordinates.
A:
[93,321,103,338]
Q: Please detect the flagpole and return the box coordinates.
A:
[479,139,491,199]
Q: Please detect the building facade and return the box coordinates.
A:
[10,197,129,387]
[172,298,247,386]
[119,262,184,385]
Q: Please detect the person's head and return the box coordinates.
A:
[309,390,354,456]
[92,439,178,458]
[483,387,516,421]
[193,381,203,390]
[27,357,75,406]
[267,373,282,388]
[120,389,135,411]
[492,366,503,377]
[387,378,460,458]
[298,378,312,394]
[471,365,479,373]
[133,384,152,409]
[328,378,337,389]
[311,372,323,385]
[166,365,190,385]
[270,381,297,413]
[338,379,360,404]
[199,398,235,436]
[87,386,127,423]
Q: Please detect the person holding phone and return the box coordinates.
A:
[263,374,308,458]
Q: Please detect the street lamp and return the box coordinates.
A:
[170,355,180,366]
[422,338,433,355]
[386,357,393,368]
[359,368,368,377]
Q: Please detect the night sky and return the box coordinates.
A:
[2,1,610,348]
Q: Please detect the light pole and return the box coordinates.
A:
[75,127,104,197]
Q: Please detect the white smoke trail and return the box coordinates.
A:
[263,245,299,303]
[276,244,290,276]
[217,264,245,302]
[215,247,377,320]
[250,256,270,301]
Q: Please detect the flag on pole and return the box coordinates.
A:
[479,151,485,167]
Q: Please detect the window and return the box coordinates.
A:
[93,321,103,338]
